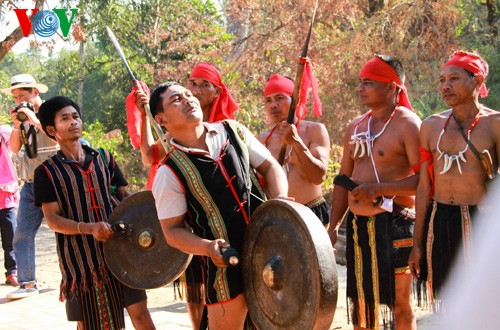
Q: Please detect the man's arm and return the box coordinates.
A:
[9,108,23,153]
[328,125,355,246]
[41,202,114,241]
[114,185,131,202]
[408,120,433,279]
[9,105,45,153]
[255,157,289,199]
[282,122,330,184]
[491,112,500,170]
[159,215,229,268]
[135,89,167,166]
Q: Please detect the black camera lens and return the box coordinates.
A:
[14,102,34,122]
[17,112,28,122]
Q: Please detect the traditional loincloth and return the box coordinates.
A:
[305,195,330,226]
[346,211,413,329]
[417,200,477,311]
[184,255,205,304]
[65,275,125,329]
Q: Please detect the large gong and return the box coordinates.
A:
[104,191,191,289]
[242,199,338,330]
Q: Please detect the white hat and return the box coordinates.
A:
[1,74,48,95]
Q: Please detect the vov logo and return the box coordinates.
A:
[14,8,78,38]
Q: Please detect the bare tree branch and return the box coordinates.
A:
[0,0,46,61]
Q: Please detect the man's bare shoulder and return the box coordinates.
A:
[395,106,421,126]
[482,107,500,129]
[300,120,327,131]
[422,109,451,127]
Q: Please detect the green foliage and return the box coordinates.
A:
[454,0,499,110]
[322,156,341,192]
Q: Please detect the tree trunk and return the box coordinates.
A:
[224,5,249,61]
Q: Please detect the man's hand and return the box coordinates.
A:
[351,182,381,204]
[9,106,22,129]
[207,239,231,268]
[408,245,422,279]
[134,89,150,117]
[328,227,339,247]
[90,222,114,242]
[10,105,40,128]
[278,121,299,145]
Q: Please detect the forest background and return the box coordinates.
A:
[0,0,499,192]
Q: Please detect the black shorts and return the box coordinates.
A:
[345,211,413,328]
[305,196,330,226]
[185,255,205,304]
[66,282,147,321]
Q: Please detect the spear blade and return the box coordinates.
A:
[106,26,137,82]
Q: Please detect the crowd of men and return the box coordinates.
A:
[0,49,497,330]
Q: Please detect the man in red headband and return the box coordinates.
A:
[133,63,239,330]
[258,74,331,226]
[409,50,499,310]
[135,62,239,167]
[328,55,421,329]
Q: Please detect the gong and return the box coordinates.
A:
[104,191,191,289]
[242,199,338,330]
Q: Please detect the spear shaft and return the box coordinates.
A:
[277,1,319,165]
[106,26,170,153]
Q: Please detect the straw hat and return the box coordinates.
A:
[1,74,48,95]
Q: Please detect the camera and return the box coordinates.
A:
[13,101,35,122]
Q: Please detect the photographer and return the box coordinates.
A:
[1,74,58,299]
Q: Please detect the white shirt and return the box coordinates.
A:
[152,122,271,219]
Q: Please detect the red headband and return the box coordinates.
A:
[264,68,322,122]
[190,62,239,122]
[264,74,294,97]
[360,57,413,111]
[444,51,489,98]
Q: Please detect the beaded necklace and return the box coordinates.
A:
[349,107,398,158]
[436,109,481,175]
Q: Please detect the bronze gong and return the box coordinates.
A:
[242,199,338,330]
[104,191,191,289]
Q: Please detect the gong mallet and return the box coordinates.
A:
[106,26,170,154]
[333,174,382,207]
[334,174,415,221]
[221,247,240,267]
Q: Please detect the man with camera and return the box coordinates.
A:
[1,74,58,299]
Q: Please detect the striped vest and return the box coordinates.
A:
[41,147,117,300]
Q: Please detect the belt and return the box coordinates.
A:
[304,196,326,209]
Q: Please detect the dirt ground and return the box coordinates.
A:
[1,221,436,329]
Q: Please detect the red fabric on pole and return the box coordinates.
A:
[444,51,489,98]
[189,62,239,123]
[360,57,413,111]
[125,80,150,149]
[298,58,322,121]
